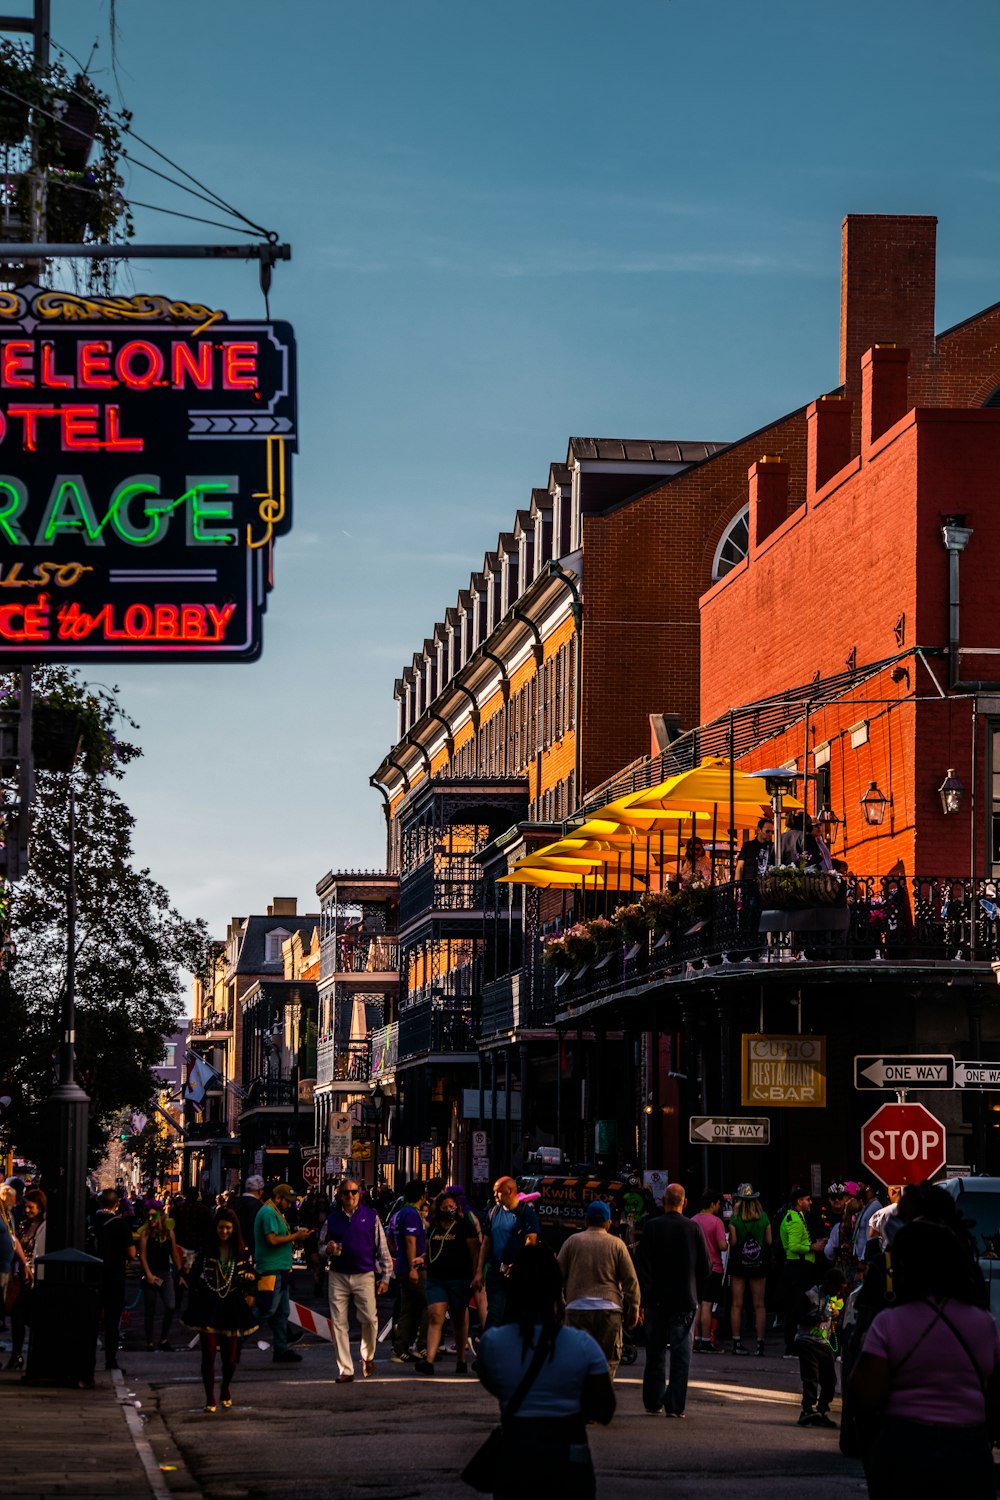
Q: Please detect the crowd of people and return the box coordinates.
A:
[2,1165,997,1496]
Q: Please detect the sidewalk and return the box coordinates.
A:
[0,1365,202,1500]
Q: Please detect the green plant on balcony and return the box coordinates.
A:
[639,888,680,938]
[542,921,596,971]
[759,862,847,910]
[612,902,648,946]
[0,40,132,288]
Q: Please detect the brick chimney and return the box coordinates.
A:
[268,897,298,917]
[749,455,789,548]
[861,345,910,452]
[807,394,853,493]
[840,215,936,446]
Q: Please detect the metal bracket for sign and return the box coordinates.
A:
[0,242,292,300]
[0,242,292,261]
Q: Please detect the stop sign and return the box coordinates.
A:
[302,1153,320,1188]
[861,1102,946,1186]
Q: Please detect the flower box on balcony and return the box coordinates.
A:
[758,868,847,910]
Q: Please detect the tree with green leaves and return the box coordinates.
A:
[0,666,208,1175]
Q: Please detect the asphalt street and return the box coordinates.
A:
[120,1334,869,1500]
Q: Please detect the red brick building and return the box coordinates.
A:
[506,215,1000,1194]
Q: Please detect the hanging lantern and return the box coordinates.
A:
[860,781,887,827]
[937,768,964,816]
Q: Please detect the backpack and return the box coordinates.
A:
[736,1231,765,1273]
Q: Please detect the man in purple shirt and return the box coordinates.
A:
[320,1179,392,1381]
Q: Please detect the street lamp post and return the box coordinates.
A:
[370,1081,385,1194]
[47,777,90,1253]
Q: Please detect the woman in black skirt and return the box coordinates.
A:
[183,1208,258,1412]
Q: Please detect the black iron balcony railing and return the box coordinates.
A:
[369,1022,398,1078]
[242,1077,296,1108]
[190,1010,231,1036]
[335,933,399,974]
[400,857,483,926]
[317,1037,370,1086]
[398,996,476,1060]
[529,875,1000,1020]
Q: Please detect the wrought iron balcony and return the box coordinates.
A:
[333,932,400,977]
[478,972,529,1038]
[241,1077,296,1109]
[317,1037,370,1086]
[369,1022,398,1078]
[399,857,483,927]
[533,875,1000,1019]
[398,996,476,1061]
[190,1010,232,1037]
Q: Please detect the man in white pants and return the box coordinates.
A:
[319,1179,392,1381]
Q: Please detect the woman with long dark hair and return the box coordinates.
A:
[473,1244,614,1500]
[6,1188,45,1370]
[183,1208,258,1413]
[849,1215,1000,1496]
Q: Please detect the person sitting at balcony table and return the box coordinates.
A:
[677,837,712,888]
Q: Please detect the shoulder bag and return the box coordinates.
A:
[461,1334,551,1492]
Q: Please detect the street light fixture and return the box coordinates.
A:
[938,768,965,816]
[745,768,799,858]
[860,781,888,827]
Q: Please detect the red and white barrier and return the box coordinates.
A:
[288,1299,335,1344]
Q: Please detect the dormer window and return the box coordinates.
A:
[265,928,290,963]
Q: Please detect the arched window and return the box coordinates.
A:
[712,505,750,581]
[984,384,1000,409]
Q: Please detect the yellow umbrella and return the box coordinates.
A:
[625,760,803,818]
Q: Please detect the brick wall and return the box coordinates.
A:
[581,410,810,793]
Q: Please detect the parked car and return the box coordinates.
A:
[938,1176,1000,1328]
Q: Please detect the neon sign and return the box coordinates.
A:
[0,288,296,663]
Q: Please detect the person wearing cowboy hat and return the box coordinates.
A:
[728,1183,772,1356]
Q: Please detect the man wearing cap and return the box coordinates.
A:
[557,1200,640,1379]
[635,1183,710,1417]
[779,1187,827,1357]
[254,1185,311,1364]
[852,1178,883,1265]
[235,1174,266,1249]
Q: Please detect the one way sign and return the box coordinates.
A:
[854,1055,955,1089]
[689,1116,770,1145]
[955,1061,1000,1090]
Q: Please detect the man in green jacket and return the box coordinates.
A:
[255,1184,312,1364]
[779,1187,827,1357]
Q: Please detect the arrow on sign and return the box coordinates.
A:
[689,1116,770,1145]
[955,1062,1000,1089]
[855,1055,955,1089]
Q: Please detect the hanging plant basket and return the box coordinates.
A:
[759,869,847,909]
[0,92,28,148]
[44,176,90,241]
[53,88,99,170]
[32,704,85,772]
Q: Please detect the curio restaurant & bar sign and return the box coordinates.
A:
[0,286,296,663]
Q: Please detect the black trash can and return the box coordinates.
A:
[26,1247,104,1387]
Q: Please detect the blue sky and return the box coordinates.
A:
[44,0,1000,940]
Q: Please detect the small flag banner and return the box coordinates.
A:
[288,1300,335,1344]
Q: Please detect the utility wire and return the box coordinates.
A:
[1,69,278,241]
[124,198,271,237]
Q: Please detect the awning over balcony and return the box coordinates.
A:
[499,759,802,889]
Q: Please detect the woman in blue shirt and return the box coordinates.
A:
[474,1244,615,1500]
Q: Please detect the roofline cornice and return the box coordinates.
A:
[371,553,582,790]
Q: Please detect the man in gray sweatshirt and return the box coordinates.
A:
[556,1200,640,1377]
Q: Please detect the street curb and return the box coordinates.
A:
[112,1368,203,1500]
